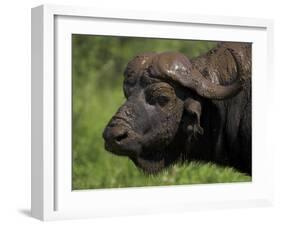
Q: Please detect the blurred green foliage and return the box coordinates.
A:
[72,35,251,190]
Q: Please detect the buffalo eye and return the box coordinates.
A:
[146,92,170,107]
[145,83,175,107]
[156,95,170,107]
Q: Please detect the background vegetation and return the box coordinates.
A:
[72,35,251,189]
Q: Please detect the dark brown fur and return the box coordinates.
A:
[103,42,252,175]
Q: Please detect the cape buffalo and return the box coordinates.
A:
[103,42,252,175]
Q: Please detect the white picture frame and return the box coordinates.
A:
[31,4,274,221]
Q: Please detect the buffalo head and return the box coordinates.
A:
[103,52,243,173]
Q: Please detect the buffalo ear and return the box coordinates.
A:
[183,98,204,140]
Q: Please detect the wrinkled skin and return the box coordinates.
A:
[103,42,252,174]
[103,55,185,173]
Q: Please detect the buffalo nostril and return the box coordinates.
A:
[115,131,128,142]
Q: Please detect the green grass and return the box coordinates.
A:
[73,158,251,189]
[72,35,251,190]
